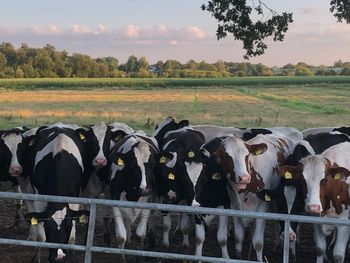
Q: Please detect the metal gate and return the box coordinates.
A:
[0,191,349,263]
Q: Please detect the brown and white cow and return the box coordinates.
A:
[214,133,300,261]
[279,142,350,263]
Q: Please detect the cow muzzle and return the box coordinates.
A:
[306,204,321,215]
[93,158,107,168]
[167,190,177,200]
[239,175,251,184]
[9,165,22,176]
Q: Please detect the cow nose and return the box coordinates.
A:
[9,166,22,175]
[94,158,107,167]
[167,190,177,200]
[239,175,251,184]
[307,204,321,214]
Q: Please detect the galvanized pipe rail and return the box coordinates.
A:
[0,191,349,263]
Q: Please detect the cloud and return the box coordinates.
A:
[299,6,328,16]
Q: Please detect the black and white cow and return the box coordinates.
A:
[156,128,205,249]
[257,132,350,260]
[108,131,158,262]
[25,124,90,263]
[302,126,350,138]
[193,136,231,258]
[0,126,35,221]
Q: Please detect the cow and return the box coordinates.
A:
[156,128,205,249]
[0,126,34,223]
[213,133,300,261]
[279,142,350,263]
[24,124,90,263]
[302,126,350,138]
[108,131,158,262]
[257,131,350,256]
[193,136,231,258]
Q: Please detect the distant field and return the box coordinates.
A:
[1,82,350,131]
[1,76,350,89]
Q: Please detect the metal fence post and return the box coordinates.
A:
[283,220,290,263]
[84,203,97,263]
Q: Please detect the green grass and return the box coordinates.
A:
[0,84,350,132]
[1,76,350,90]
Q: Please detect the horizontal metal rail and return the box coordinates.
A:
[0,191,349,263]
[1,191,349,226]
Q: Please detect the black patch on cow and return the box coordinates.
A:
[242,129,272,141]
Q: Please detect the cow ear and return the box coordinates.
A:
[246,143,268,156]
[328,167,350,181]
[25,212,46,225]
[278,165,301,180]
[23,135,36,147]
[75,128,88,142]
[111,130,127,142]
[178,120,189,128]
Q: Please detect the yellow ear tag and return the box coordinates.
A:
[117,158,124,166]
[114,135,121,141]
[168,173,175,180]
[31,217,38,225]
[264,194,272,202]
[284,171,293,179]
[79,133,86,141]
[79,214,87,223]
[159,156,166,164]
[255,148,262,155]
[334,173,342,180]
[211,173,221,181]
[188,151,195,158]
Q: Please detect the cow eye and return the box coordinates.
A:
[320,179,327,186]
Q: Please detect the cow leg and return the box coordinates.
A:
[333,226,350,263]
[103,217,113,247]
[233,217,244,259]
[217,215,229,258]
[252,218,265,262]
[135,209,151,263]
[15,184,24,222]
[313,224,327,263]
[67,220,77,263]
[113,207,126,263]
[195,216,206,257]
[162,213,172,247]
[180,213,191,248]
[31,222,46,263]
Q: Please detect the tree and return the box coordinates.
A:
[202,0,350,59]
[0,52,6,70]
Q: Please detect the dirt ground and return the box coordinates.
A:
[0,197,348,263]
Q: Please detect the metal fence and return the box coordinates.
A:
[0,191,350,263]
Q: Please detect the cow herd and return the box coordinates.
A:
[1,118,350,263]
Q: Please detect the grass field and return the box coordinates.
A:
[1,81,350,132]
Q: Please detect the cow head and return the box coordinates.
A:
[26,205,89,263]
[109,136,157,201]
[0,128,30,176]
[152,117,189,147]
[279,157,350,215]
[85,122,111,168]
[215,136,267,191]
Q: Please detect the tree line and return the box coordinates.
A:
[0,42,350,78]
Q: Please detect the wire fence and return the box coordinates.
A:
[0,191,350,263]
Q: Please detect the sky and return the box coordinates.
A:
[0,0,349,66]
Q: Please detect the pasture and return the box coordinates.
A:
[0,82,350,131]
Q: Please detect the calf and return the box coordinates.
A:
[25,125,89,263]
[279,142,350,263]
[156,129,205,249]
[214,133,298,261]
[108,131,158,262]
